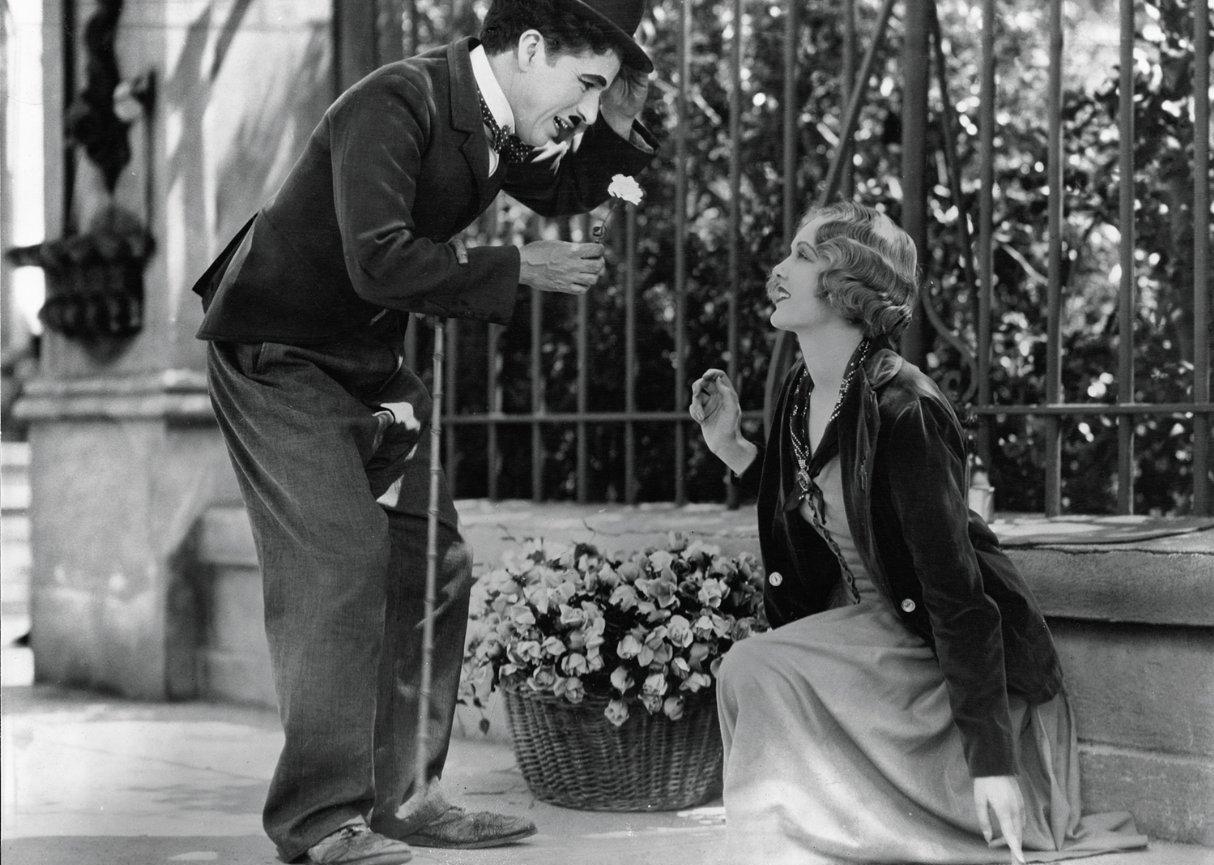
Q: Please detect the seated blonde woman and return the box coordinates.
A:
[689,201,1147,864]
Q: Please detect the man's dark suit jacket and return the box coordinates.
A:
[193,36,655,344]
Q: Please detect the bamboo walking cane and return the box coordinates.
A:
[413,317,444,807]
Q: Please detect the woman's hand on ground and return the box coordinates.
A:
[973,775,1026,864]
[689,369,755,474]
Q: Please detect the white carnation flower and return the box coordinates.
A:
[607,174,644,205]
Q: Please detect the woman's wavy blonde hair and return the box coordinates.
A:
[803,201,919,338]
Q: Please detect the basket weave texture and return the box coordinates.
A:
[502,676,723,811]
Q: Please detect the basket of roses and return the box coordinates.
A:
[460,533,767,811]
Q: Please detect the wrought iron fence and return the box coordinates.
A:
[357,0,1211,515]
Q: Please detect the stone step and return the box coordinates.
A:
[1048,619,1214,758]
[1081,745,1214,849]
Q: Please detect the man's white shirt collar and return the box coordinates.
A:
[470,44,514,174]
[469,42,582,171]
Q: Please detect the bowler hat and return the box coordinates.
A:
[564,0,652,72]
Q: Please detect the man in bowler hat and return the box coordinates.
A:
[193,2,656,862]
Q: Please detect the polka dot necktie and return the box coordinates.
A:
[478,91,534,166]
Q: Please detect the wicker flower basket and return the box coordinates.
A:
[502,676,723,811]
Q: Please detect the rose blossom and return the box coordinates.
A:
[685,540,721,558]
[511,640,543,663]
[640,693,663,715]
[609,584,640,611]
[527,665,557,692]
[666,614,694,647]
[636,573,678,607]
[562,652,588,675]
[605,699,630,727]
[596,563,621,587]
[559,603,586,626]
[681,672,712,693]
[647,550,675,571]
[616,561,640,580]
[509,606,536,627]
[697,577,726,608]
[642,672,668,697]
[560,676,586,704]
[616,633,643,660]
[610,666,635,693]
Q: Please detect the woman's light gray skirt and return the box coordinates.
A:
[717,598,1148,864]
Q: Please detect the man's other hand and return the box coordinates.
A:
[600,65,650,138]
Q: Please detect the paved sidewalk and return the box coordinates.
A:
[2,637,1210,865]
[1,635,733,865]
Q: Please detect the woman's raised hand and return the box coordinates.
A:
[690,368,739,438]
[689,369,757,475]
[973,775,1027,865]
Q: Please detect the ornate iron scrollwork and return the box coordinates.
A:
[5,0,156,345]
[65,0,129,193]
[7,206,152,340]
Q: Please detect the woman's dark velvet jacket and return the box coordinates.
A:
[735,341,1063,777]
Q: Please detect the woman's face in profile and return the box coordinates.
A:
[767,216,839,333]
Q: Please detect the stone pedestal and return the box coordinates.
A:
[18,372,238,697]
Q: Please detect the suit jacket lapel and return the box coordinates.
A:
[446,38,501,211]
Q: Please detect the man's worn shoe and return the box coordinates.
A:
[400,804,537,849]
[306,821,413,865]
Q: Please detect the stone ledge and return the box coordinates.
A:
[19,369,209,395]
[194,505,1214,624]
[1006,547,1214,626]
[13,370,214,422]
[993,514,1214,547]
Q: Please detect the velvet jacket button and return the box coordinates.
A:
[768,571,783,587]
[900,598,916,613]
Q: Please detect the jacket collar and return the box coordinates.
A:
[861,335,904,390]
[446,37,495,206]
[446,37,484,133]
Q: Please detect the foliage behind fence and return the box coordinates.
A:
[406,0,1211,514]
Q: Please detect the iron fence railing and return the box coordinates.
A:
[354,0,1211,515]
[961,0,1211,516]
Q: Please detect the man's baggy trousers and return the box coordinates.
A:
[205,327,471,862]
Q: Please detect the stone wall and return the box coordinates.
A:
[1004,530,1214,847]
[191,501,1214,845]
